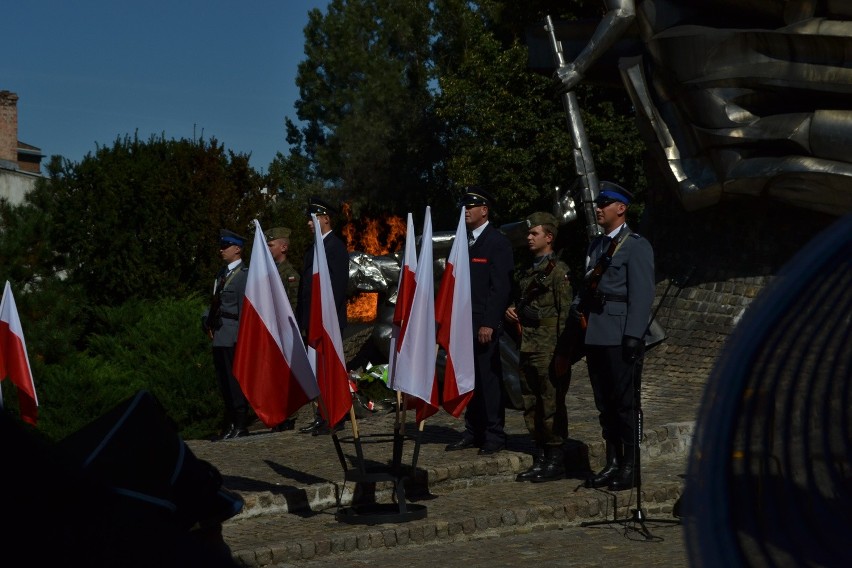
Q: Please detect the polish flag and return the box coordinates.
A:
[0,281,38,426]
[387,213,417,390]
[307,214,352,426]
[434,207,475,417]
[233,220,319,427]
[394,208,439,421]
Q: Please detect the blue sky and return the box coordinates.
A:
[3,0,330,173]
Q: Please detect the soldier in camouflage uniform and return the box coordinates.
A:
[265,227,300,310]
[505,212,573,482]
[266,226,301,432]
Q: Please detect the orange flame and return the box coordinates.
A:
[342,203,407,322]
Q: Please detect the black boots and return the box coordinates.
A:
[516,449,545,481]
[515,446,565,483]
[609,444,639,491]
[585,441,622,488]
[530,446,565,482]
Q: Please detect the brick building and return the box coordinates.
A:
[1,90,44,205]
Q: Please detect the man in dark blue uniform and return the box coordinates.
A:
[445,187,514,455]
[573,182,655,490]
[296,196,350,434]
[203,229,251,440]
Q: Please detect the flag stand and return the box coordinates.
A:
[333,393,428,524]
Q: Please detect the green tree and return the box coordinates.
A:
[40,134,268,307]
[290,0,443,217]
[282,0,645,229]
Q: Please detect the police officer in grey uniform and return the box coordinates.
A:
[505,212,573,482]
[573,182,655,491]
[203,229,251,440]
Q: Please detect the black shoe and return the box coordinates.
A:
[272,418,296,432]
[478,443,505,456]
[212,424,236,442]
[584,441,622,488]
[609,464,639,491]
[516,452,545,482]
[312,420,344,436]
[530,448,565,483]
[445,437,477,451]
[225,427,250,440]
[299,417,325,434]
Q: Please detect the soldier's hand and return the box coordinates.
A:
[622,335,643,363]
[554,63,581,94]
[505,306,519,323]
[569,303,583,322]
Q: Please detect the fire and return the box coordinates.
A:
[342,203,406,322]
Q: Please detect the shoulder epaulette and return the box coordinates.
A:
[629,233,642,240]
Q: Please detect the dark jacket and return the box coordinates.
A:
[468,223,514,333]
[297,230,350,333]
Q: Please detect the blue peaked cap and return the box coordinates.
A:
[596,181,633,205]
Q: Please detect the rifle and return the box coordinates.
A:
[510,257,558,345]
[546,15,602,243]
[575,233,624,329]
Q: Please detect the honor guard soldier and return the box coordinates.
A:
[505,212,573,482]
[266,226,301,432]
[266,226,300,314]
[203,229,251,440]
[445,186,514,455]
[572,182,655,491]
[296,196,350,435]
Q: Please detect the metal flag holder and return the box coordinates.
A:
[332,394,428,524]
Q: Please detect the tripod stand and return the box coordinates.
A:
[580,363,681,539]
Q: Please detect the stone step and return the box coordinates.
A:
[222,450,687,567]
[190,411,693,520]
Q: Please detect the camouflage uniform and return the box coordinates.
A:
[516,253,572,448]
[276,259,300,311]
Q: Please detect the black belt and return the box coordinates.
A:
[220,312,239,320]
[592,293,628,303]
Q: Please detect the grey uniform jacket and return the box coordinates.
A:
[574,225,655,346]
[210,262,249,347]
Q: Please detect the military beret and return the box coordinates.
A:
[596,181,634,205]
[525,211,559,230]
[459,185,497,209]
[265,227,292,241]
[219,229,246,247]
[308,195,336,216]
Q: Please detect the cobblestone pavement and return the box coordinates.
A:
[187,351,706,567]
[285,521,688,568]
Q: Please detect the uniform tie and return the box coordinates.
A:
[467,230,475,247]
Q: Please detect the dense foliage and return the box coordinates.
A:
[1,0,648,440]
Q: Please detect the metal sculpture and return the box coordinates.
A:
[527,0,852,216]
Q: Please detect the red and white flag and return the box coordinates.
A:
[0,281,38,425]
[233,220,318,427]
[387,213,417,389]
[435,207,475,417]
[394,208,439,421]
[307,214,352,427]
